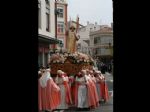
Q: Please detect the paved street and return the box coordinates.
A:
[61,72,113,112]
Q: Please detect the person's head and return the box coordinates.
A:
[95,70,102,76]
[81,70,87,76]
[38,71,42,79]
[102,75,105,79]
[45,68,51,73]
[86,69,90,74]
[77,72,82,77]
[57,70,63,77]
[70,25,76,32]
[41,66,46,73]
[89,70,94,76]
[62,71,67,77]
[94,73,97,77]
[46,64,50,69]
[40,68,51,79]
[78,72,81,76]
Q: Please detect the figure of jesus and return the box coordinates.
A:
[66,25,80,54]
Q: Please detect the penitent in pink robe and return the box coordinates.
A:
[38,78,61,111]
[86,77,99,108]
[100,79,109,102]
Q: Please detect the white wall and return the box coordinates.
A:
[38,0,55,38]
[77,38,88,54]
[78,22,100,55]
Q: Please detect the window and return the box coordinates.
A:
[59,0,64,2]
[38,0,41,28]
[57,22,64,33]
[45,0,50,4]
[94,38,97,44]
[46,13,49,31]
[101,48,110,55]
[38,52,42,67]
[46,0,50,31]
[101,37,106,44]
[77,43,81,49]
[44,53,48,66]
[95,48,98,55]
[109,39,113,46]
[57,8,63,18]
[94,37,100,44]
[81,27,86,32]
[95,48,101,55]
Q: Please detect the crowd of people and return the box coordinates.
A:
[95,59,113,74]
[38,66,109,112]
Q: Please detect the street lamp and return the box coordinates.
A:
[48,49,53,64]
[59,42,63,53]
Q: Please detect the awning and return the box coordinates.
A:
[38,34,62,44]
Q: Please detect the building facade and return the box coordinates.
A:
[77,22,101,55]
[38,0,61,67]
[89,25,113,63]
[56,0,68,50]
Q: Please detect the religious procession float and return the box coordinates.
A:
[49,16,96,76]
[49,52,95,76]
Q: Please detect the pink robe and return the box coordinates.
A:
[90,76,100,107]
[55,76,72,109]
[69,76,76,104]
[86,81,96,107]
[103,79,109,102]
[38,78,61,111]
[100,79,109,102]
[63,78,72,105]
[87,77,99,108]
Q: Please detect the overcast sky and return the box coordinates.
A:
[68,0,113,26]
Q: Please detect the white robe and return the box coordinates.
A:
[76,76,89,108]
[56,76,68,109]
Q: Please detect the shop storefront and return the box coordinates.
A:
[38,34,61,67]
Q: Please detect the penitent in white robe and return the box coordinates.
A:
[76,77,89,108]
[55,76,69,109]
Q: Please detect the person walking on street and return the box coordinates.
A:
[38,68,61,112]
[55,70,72,111]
